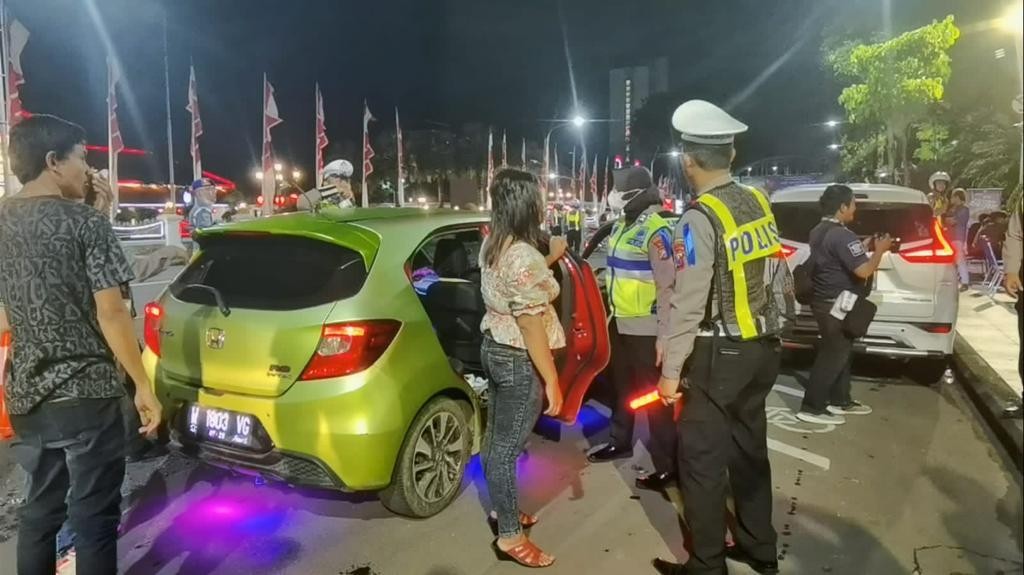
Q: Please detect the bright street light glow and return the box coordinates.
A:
[275,173,284,181]
[253,170,263,180]
[292,170,302,180]
[274,163,283,172]
[669,150,681,157]
[548,173,559,180]
[1000,4,1023,33]
[572,115,586,128]
[828,143,842,150]
[417,196,426,204]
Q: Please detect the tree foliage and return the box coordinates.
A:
[829,16,960,183]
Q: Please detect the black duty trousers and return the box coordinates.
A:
[677,336,780,574]
[802,299,854,413]
[608,320,677,474]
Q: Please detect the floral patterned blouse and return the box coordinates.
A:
[479,240,566,350]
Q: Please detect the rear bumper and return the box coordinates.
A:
[174,433,346,489]
[782,317,954,359]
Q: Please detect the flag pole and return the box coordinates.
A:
[362,100,368,207]
[162,15,175,187]
[1,0,12,197]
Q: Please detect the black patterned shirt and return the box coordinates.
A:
[0,196,134,414]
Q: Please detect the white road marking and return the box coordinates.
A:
[772,384,805,399]
[767,438,831,471]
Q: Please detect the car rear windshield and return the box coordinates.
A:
[774,201,934,243]
[171,234,367,310]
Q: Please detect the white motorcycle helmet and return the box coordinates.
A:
[928,171,951,190]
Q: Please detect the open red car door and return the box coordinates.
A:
[553,253,610,424]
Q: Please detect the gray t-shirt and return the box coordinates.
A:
[0,196,134,414]
[809,220,868,301]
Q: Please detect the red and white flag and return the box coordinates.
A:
[501,131,507,167]
[315,84,328,186]
[362,101,375,207]
[261,75,283,214]
[521,138,527,168]
[604,156,611,205]
[486,128,494,208]
[107,57,124,219]
[590,154,598,204]
[396,107,405,206]
[577,153,585,201]
[6,19,29,128]
[186,65,203,182]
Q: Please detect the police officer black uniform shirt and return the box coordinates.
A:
[809,219,869,300]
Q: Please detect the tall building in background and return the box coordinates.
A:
[609,58,668,162]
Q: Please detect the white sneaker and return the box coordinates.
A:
[796,411,846,425]
[828,401,873,416]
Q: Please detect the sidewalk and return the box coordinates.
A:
[956,289,1021,395]
[954,288,1022,471]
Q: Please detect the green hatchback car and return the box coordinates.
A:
[142,208,610,517]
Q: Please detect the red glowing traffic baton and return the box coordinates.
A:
[629,390,662,411]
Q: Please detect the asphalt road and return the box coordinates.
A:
[1,353,1021,575]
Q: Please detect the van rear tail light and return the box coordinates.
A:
[913,323,953,334]
[898,219,954,264]
[299,320,401,380]
[143,302,164,357]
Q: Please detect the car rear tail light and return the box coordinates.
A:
[143,302,164,356]
[256,195,265,206]
[179,220,191,239]
[898,219,954,264]
[299,320,401,380]
[924,324,953,334]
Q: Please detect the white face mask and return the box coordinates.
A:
[608,189,643,211]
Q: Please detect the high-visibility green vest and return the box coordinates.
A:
[696,185,781,340]
[607,212,672,318]
[567,210,582,230]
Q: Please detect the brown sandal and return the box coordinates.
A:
[491,539,555,568]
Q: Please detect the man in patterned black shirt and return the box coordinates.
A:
[0,114,162,575]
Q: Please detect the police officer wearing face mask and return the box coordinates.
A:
[587,166,678,494]
[653,100,783,575]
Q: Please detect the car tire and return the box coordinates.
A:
[380,396,472,518]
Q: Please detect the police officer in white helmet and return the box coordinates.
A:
[653,100,782,575]
[296,159,356,211]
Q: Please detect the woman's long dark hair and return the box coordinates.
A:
[483,169,546,268]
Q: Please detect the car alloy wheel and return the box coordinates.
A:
[412,411,466,503]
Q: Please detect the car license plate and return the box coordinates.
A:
[184,404,260,450]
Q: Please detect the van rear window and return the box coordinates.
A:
[171,235,367,310]
[774,202,933,243]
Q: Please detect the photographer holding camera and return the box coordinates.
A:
[797,184,892,426]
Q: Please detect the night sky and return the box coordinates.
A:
[8,0,1015,191]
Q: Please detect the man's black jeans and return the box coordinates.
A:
[10,398,126,575]
[802,299,854,414]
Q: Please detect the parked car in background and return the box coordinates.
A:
[142,208,609,517]
[772,183,958,380]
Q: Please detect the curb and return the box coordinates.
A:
[952,336,1023,473]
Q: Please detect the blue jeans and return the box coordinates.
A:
[952,240,969,285]
[480,336,544,538]
[10,398,126,575]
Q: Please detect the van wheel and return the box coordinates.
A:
[380,397,471,518]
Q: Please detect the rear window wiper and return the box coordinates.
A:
[181,284,231,317]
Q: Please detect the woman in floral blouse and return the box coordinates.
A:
[479,169,566,568]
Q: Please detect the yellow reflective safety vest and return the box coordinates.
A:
[696,184,781,340]
[566,210,582,230]
[607,211,672,318]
